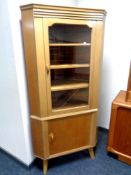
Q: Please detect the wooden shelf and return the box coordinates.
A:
[49,43,91,47]
[53,102,88,111]
[51,82,89,91]
[50,64,90,69]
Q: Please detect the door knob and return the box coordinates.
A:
[49,132,54,142]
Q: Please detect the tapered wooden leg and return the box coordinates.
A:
[89,148,95,160]
[43,159,48,174]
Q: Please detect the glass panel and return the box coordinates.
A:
[52,88,88,110]
[50,46,90,65]
[49,24,91,43]
[51,68,90,86]
[48,23,91,110]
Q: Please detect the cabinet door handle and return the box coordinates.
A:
[46,64,50,73]
[49,132,54,142]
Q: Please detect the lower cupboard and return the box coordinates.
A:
[31,112,97,160]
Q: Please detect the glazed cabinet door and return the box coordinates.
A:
[42,18,97,116]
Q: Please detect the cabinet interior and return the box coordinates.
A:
[49,23,91,111]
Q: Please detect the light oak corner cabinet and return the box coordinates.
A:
[20,4,106,174]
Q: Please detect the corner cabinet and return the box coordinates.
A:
[21,4,106,174]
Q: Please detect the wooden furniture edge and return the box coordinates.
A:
[126,91,131,102]
[49,145,95,159]
[31,108,98,121]
[118,155,131,165]
[107,146,131,162]
[20,4,107,15]
[113,102,131,109]
[126,62,131,102]
[112,90,131,109]
[34,145,95,160]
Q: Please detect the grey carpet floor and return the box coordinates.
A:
[0,129,131,175]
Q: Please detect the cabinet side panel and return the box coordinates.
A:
[90,21,105,108]
[21,10,40,116]
[34,18,48,117]
[107,103,118,149]
[89,112,97,146]
[31,118,44,158]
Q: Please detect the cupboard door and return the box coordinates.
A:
[43,19,96,115]
[48,114,92,155]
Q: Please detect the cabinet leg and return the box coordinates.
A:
[89,148,95,160]
[43,159,48,174]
